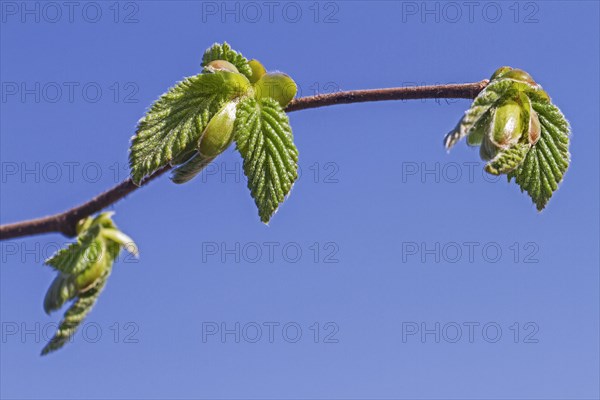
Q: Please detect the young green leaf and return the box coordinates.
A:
[445,67,569,210]
[507,100,570,210]
[100,228,139,257]
[234,97,299,223]
[43,273,78,315]
[42,213,136,355]
[41,270,111,355]
[45,224,102,275]
[202,42,253,79]
[444,72,546,150]
[444,79,511,150]
[485,142,530,175]
[129,72,251,184]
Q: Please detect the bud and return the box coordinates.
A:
[490,66,513,81]
[490,100,524,148]
[528,106,541,145]
[501,69,536,86]
[254,72,297,107]
[198,101,237,157]
[518,92,541,146]
[220,71,252,97]
[490,66,538,87]
[204,60,239,74]
[248,59,267,84]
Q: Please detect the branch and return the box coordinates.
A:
[0,80,488,241]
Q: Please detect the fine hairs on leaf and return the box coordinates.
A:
[129,42,300,223]
[129,71,251,184]
[234,97,299,223]
[445,66,570,210]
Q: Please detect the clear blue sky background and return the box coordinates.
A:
[1,1,599,399]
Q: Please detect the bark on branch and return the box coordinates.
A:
[0,80,488,240]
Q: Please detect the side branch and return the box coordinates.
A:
[0,80,488,241]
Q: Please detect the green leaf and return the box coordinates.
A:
[100,228,139,257]
[41,270,110,356]
[444,78,546,150]
[202,42,253,80]
[42,213,136,355]
[45,224,102,275]
[129,72,251,184]
[444,79,509,150]
[234,97,299,223]
[485,142,530,175]
[507,101,570,210]
[43,273,77,315]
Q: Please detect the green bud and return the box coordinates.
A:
[528,108,541,146]
[501,69,536,86]
[490,100,524,148]
[198,101,237,157]
[517,92,541,146]
[248,59,267,84]
[490,66,513,81]
[204,60,239,74]
[490,66,538,86]
[220,71,252,97]
[254,72,297,107]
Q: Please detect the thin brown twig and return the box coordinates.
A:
[0,80,488,241]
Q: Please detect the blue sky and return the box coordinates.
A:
[1,1,599,399]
